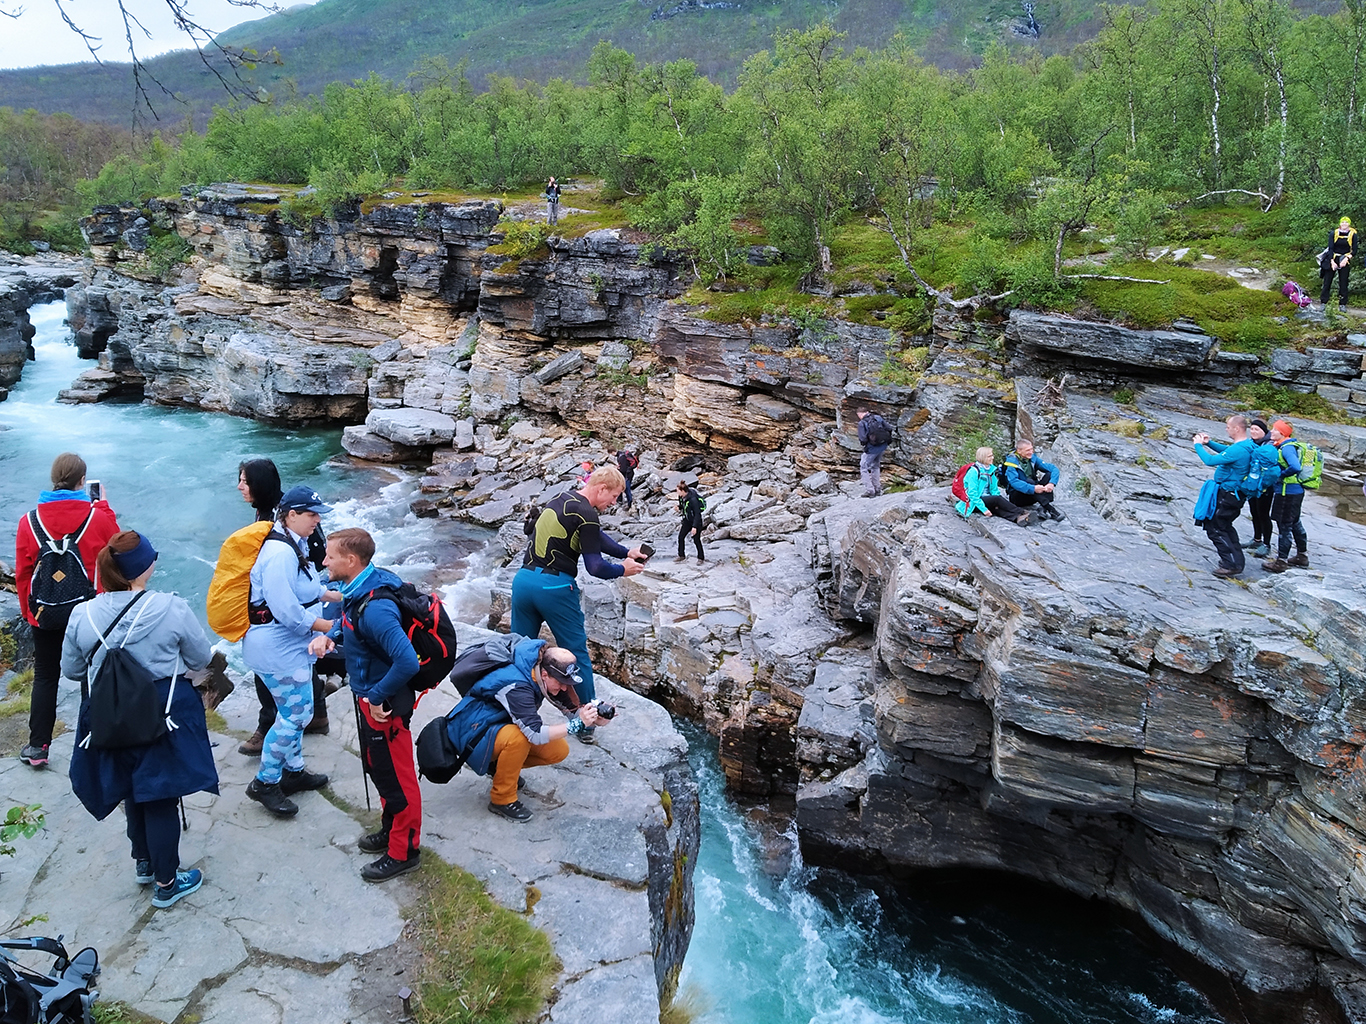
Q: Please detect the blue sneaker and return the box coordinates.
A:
[151,869,203,909]
[134,859,154,885]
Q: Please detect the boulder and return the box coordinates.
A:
[340,426,427,463]
[364,408,457,447]
[1009,310,1215,368]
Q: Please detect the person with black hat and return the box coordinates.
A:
[62,530,216,909]
[241,486,343,818]
[443,636,606,822]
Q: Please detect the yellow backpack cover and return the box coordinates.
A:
[206,521,274,642]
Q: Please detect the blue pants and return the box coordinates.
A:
[257,669,314,784]
[510,567,596,702]
[125,797,181,885]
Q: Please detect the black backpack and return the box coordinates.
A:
[864,414,893,447]
[352,583,458,717]
[80,591,173,751]
[26,509,96,628]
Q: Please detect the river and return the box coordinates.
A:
[1,301,1225,1024]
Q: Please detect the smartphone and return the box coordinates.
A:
[638,542,654,561]
[87,480,102,501]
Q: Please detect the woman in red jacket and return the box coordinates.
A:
[14,452,121,767]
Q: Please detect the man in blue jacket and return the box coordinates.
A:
[1002,440,1067,521]
[310,527,422,882]
[1193,415,1254,577]
[444,635,606,822]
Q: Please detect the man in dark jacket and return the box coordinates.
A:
[856,406,892,497]
[311,527,422,882]
[614,449,638,509]
[674,480,706,563]
[1002,440,1067,521]
[444,636,606,822]
[1321,215,1357,306]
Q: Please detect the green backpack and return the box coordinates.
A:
[1284,440,1324,490]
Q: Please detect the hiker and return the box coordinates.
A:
[545,177,561,225]
[675,480,706,563]
[14,452,122,769]
[444,637,607,822]
[856,406,893,497]
[614,449,639,509]
[308,527,423,882]
[1320,215,1357,306]
[241,486,343,817]
[1002,440,1067,522]
[511,465,646,744]
[63,530,216,909]
[1263,419,1311,573]
[236,461,340,756]
[955,448,1030,525]
[576,460,594,488]
[1245,420,1276,558]
[1193,415,1255,577]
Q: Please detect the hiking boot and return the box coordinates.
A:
[1212,566,1242,578]
[19,744,49,768]
[303,717,330,736]
[152,869,203,909]
[361,852,421,883]
[280,767,329,794]
[1262,558,1289,573]
[1014,513,1031,527]
[237,730,265,756]
[246,778,299,818]
[1288,552,1310,568]
[357,830,390,854]
[1241,538,1260,550]
[576,726,597,745]
[1250,543,1271,559]
[488,800,534,823]
[134,859,154,885]
[1047,506,1067,522]
[673,556,687,563]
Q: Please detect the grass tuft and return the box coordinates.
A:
[0,669,35,720]
[410,850,558,1024]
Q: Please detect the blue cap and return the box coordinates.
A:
[279,486,333,515]
[111,532,158,579]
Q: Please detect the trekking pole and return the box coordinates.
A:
[353,694,372,812]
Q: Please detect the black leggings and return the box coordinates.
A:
[125,797,182,885]
[1248,490,1274,545]
[28,611,71,748]
[1322,265,1351,305]
[678,522,704,559]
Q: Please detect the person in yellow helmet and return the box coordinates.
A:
[1320,215,1358,306]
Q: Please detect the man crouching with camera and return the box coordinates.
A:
[447,636,609,822]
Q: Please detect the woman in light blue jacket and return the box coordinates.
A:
[241,486,342,818]
[63,530,216,909]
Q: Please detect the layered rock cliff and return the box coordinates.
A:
[9,188,1366,1019]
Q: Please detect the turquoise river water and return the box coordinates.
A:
[1,303,1225,1024]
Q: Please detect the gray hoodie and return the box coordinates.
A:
[62,590,212,684]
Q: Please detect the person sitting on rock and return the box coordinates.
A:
[511,465,645,745]
[309,527,423,882]
[1002,439,1067,522]
[444,636,607,822]
[956,447,1029,526]
[241,486,343,818]
[1193,415,1255,578]
[1262,419,1310,573]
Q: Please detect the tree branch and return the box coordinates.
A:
[1065,273,1171,284]
[1175,188,1276,212]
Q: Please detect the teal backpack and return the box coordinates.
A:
[1237,441,1282,498]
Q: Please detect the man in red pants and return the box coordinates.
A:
[310,527,422,882]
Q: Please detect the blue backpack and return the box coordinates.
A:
[1237,441,1282,499]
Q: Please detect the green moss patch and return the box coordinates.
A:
[1228,381,1366,426]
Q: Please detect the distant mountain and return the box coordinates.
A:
[0,0,1115,126]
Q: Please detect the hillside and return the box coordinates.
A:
[0,0,1115,125]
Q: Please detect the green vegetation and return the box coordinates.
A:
[0,668,34,720]
[1229,381,1366,425]
[146,232,194,280]
[410,851,557,1024]
[92,1002,163,1024]
[1,803,43,858]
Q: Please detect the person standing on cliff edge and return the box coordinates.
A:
[856,406,893,497]
[1192,415,1255,578]
[545,177,561,225]
[15,452,122,768]
[512,466,645,745]
[1320,215,1357,306]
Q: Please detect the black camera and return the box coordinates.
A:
[589,699,617,720]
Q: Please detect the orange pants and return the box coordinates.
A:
[490,724,568,805]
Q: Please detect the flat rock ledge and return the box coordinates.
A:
[0,629,697,1024]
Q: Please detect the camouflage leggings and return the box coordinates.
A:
[256,668,314,784]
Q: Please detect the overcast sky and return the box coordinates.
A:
[0,0,306,69]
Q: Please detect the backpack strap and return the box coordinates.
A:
[264,529,311,575]
[30,507,95,559]
[81,590,149,700]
